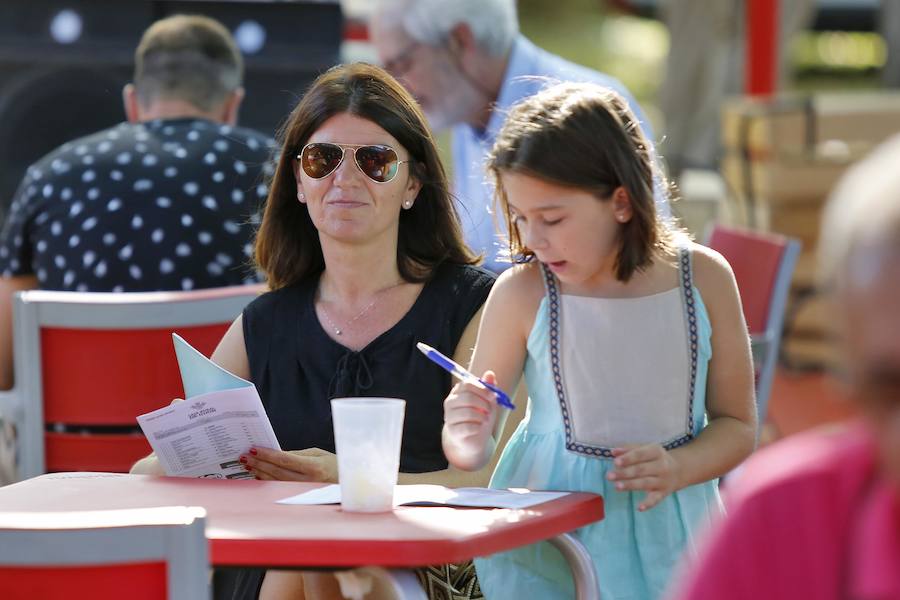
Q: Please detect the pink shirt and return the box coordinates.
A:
[670,421,900,600]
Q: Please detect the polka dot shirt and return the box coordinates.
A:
[0,118,276,292]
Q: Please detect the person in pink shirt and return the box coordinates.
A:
[670,134,900,600]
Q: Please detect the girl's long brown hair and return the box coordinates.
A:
[489,83,676,281]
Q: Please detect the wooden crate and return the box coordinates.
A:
[718,92,900,369]
[721,92,900,159]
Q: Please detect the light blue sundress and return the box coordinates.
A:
[475,248,723,600]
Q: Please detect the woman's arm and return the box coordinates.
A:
[609,245,757,510]
[442,265,543,471]
[130,315,249,475]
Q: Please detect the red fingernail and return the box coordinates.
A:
[239,456,247,464]
[249,448,258,455]
[244,464,253,471]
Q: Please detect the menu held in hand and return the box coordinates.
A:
[136,334,280,479]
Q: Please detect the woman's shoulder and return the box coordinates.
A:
[438,262,496,287]
[244,282,307,319]
[431,262,496,301]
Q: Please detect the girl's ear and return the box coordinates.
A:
[612,186,633,223]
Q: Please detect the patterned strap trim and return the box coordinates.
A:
[543,247,699,460]
[671,245,698,449]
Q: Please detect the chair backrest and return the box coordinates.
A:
[706,225,800,423]
[1,284,264,480]
[0,504,209,600]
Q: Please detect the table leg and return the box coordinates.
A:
[548,532,600,600]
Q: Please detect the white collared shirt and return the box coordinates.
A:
[451,35,668,273]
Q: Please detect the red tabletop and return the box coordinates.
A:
[0,473,604,569]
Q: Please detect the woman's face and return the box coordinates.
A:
[293,112,421,246]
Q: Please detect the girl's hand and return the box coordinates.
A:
[443,371,499,462]
[241,447,338,483]
[607,444,683,511]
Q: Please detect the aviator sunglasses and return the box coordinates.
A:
[297,142,412,184]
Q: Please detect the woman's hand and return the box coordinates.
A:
[130,398,184,475]
[241,447,338,483]
[607,444,683,512]
[442,371,499,470]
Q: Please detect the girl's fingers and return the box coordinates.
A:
[450,422,489,440]
[445,393,494,416]
[608,461,654,481]
[610,444,639,457]
[611,476,660,492]
[446,406,491,424]
[612,444,661,467]
[639,491,666,512]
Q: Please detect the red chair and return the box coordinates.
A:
[706,225,800,424]
[0,503,208,599]
[0,284,263,480]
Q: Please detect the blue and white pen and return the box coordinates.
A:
[416,342,516,410]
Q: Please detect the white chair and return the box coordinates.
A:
[0,503,209,599]
[0,284,263,480]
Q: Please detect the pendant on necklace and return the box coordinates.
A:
[335,329,342,336]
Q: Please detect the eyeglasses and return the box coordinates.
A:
[297,142,412,184]
[383,41,422,78]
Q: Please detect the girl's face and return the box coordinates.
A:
[500,171,632,290]
[293,112,421,246]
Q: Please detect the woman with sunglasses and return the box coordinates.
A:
[209,63,498,599]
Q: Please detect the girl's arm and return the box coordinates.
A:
[442,264,543,471]
[130,316,249,475]
[399,304,528,485]
[610,245,757,510]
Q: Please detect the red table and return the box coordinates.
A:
[0,473,605,599]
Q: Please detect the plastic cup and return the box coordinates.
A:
[331,397,406,513]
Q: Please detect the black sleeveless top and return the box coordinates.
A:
[242,262,495,473]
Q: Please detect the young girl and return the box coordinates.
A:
[442,83,757,599]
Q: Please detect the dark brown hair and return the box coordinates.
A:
[134,15,243,111]
[489,83,676,281]
[255,63,477,289]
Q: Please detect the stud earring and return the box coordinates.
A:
[403,200,413,209]
[298,192,305,202]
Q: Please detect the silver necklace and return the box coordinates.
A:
[318,281,404,336]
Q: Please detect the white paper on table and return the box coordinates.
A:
[135,334,281,479]
[277,484,569,509]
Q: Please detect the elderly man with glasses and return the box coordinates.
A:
[370,0,668,274]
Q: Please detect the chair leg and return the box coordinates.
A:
[548,533,600,600]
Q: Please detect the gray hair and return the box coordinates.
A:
[133,15,243,112]
[379,0,518,57]
[819,134,900,293]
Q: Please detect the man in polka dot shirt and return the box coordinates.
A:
[0,15,276,389]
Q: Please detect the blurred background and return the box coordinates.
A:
[1,0,893,442]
